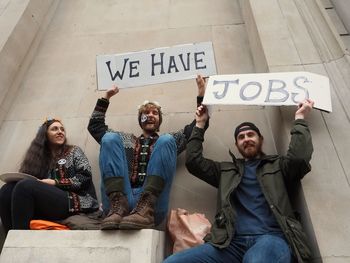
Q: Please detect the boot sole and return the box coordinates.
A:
[118,222,154,230]
[100,222,120,230]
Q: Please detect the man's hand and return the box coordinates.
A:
[195,105,209,128]
[196,75,207,97]
[103,85,119,100]
[295,99,314,120]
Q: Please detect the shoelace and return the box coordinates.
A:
[111,194,124,214]
[132,193,151,214]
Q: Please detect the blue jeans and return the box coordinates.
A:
[99,132,177,225]
[164,234,291,263]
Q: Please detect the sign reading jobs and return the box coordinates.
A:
[203,72,332,112]
[96,42,217,90]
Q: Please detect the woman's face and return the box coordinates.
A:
[47,121,66,146]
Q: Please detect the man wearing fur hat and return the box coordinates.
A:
[88,76,207,230]
[164,99,314,263]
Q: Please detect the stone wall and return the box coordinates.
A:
[1,0,350,261]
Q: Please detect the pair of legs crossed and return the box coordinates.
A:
[0,179,69,232]
[99,132,177,225]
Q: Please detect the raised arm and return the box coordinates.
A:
[295,98,314,120]
[183,75,209,137]
[172,75,209,154]
[281,99,314,183]
[87,85,119,144]
[185,105,221,188]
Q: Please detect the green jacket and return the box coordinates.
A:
[185,119,313,262]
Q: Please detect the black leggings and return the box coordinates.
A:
[0,179,70,232]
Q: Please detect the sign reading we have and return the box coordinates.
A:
[96,42,217,90]
[203,72,332,112]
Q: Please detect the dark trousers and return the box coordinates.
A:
[0,179,70,232]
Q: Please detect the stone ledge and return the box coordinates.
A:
[0,229,165,263]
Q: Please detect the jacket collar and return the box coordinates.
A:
[229,150,237,165]
[229,150,279,163]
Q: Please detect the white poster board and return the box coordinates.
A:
[203,72,332,112]
[96,42,217,90]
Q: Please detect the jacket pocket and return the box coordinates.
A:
[284,217,312,261]
[205,211,229,246]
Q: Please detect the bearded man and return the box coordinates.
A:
[88,76,207,230]
[164,99,314,263]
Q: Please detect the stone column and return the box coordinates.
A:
[331,0,350,33]
[240,0,350,262]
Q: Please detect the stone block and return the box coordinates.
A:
[326,8,348,35]
[0,229,165,263]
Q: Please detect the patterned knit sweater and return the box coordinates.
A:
[88,98,203,187]
[48,146,99,213]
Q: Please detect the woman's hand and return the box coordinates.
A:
[39,179,56,186]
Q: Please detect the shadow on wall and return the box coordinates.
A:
[0,220,5,253]
[272,107,322,263]
[290,184,323,263]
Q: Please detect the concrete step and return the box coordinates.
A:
[0,229,165,263]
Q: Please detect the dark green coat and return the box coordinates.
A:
[185,119,313,262]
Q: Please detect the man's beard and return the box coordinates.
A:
[142,122,159,134]
[238,140,263,159]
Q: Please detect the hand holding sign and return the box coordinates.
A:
[295,99,314,120]
[196,75,207,97]
[195,105,209,129]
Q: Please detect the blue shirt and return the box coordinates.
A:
[232,159,282,235]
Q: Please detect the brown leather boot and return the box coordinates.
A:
[100,192,129,230]
[119,191,157,230]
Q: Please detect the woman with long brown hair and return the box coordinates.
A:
[0,118,99,232]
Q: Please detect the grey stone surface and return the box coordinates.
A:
[331,0,350,33]
[243,0,350,260]
[1,0,350,262]
[0,0,58,126]
[326,8,348,35]
[341,35,350,50]
[0,230,165,263]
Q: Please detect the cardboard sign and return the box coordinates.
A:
[96,42,217,90]
[203,72,332,112]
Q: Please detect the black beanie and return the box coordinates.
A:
[234,122,261,141]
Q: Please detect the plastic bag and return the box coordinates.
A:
[167,208,211,253]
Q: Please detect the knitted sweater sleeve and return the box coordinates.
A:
[170,96,209,155]
[88,98,110,144]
